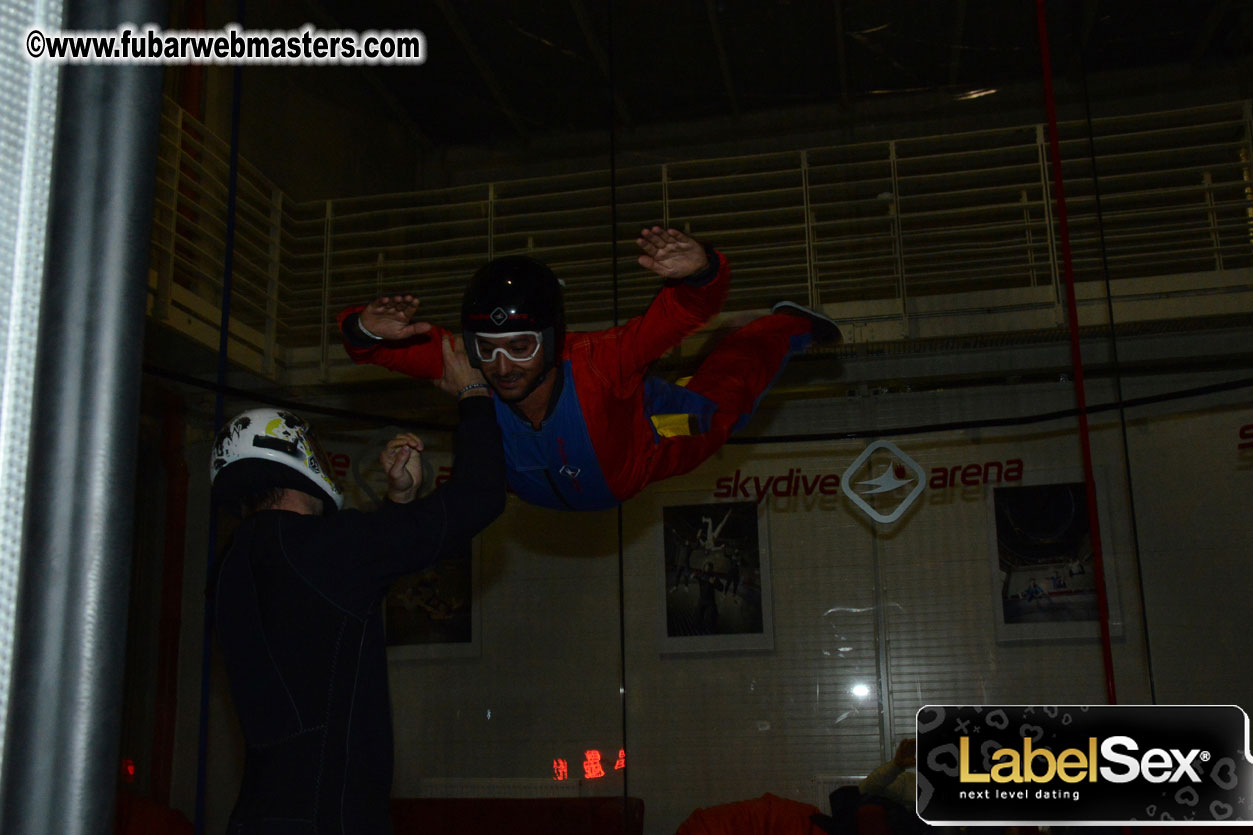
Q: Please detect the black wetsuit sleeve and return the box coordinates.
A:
[285,397,505,608]
[409,395,506,549]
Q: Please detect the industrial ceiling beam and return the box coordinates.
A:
[1079,0,1101,52]
[298,0,435,150]
[948,0,967,86]
[1192,0,1232,65]
[833,0,850,105]
[569,0,633,127]
[433,0,530,142]
[704,0,741,118]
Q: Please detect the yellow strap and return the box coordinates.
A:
[650,413,695,438]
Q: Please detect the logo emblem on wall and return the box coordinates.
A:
[840,440,926,523]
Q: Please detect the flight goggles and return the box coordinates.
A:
[469,331,543,363]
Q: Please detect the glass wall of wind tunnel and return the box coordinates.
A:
[308,1,630,820]
[1038,3,1253,712]
[128,3,627,833]
[610,2,1253,832]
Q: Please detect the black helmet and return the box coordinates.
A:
[461,255,565,371]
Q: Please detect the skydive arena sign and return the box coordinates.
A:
[917,705,1253,825]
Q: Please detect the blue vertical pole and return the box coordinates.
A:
[193,2,246,832]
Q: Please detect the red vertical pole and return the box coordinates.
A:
[178,0,205,119]
[1034,0,1117,704]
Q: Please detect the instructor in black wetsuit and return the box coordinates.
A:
[208,335,504,834]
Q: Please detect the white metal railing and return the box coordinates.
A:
[146,98,1253,381]
[148,104,289,375]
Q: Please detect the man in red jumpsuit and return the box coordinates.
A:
[338,228,841,511]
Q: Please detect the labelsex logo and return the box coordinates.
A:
[917,704,1252,825]
[840,440,926,523]
[960,736,1206,784]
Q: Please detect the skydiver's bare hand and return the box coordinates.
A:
[636,226,709,279]
[359,294,433,340]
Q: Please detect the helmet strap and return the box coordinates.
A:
[539,326,557,373]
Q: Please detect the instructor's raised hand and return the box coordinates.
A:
[434,334,490,398]
[380,432,424,504]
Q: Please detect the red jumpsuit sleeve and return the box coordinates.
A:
[335,304,448,379]
[586,250,730,386]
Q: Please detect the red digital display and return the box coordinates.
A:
[583,750,605,779]
[552,746,625,780]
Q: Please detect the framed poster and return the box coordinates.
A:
[659,495,774,654]
[385,538,481,660]
[988,469,1123,643]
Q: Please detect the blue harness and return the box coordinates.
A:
[494,361,619,511]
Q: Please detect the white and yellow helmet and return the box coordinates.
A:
[210,408,344,510]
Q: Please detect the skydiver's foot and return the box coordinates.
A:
[771,300,843,345]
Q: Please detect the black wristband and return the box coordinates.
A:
[682,243,721,287]
[457,383,489,398]
[343,312,384,348]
